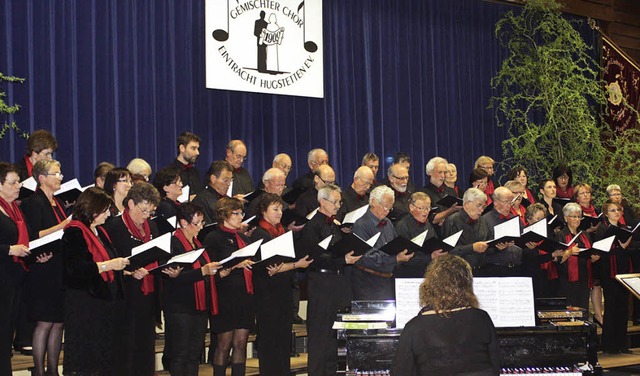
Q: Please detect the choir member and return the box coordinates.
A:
[552,164,574,199]
[61,187,129,375]
[250,193,312,375]
[192,161,233,223]
[246,167,287,218]
[555,203,599,310]
[395,192,443,278]
[474,156,495,196]
[15,130,58,181]
[104,182,171,376]
[443,188,490,276]
[103,167,133,216]
[225,140,254,196]
[272,153,293,178]
[469,168,492,207]
[21,160,72,376]
[507,166,535,204]
[127,158,153,183]
[482,186,522,277]
[422,157,460,225]
[538,178,563,217]
[294,164,335,220]
[595,201,634,354]
[504,180,527,226]
[292,148,329,192]
[392,255,500,376]
[153,165,183,220]
[93,161,115,189]
[574,183,600,224]
[352,185,413,300]
[167,131,203,198]
[445,162,461,198]
[164,203,221,375]
[392,152,416,192]
[336,166,374,222]
[297,184,361,376]
[0,162,32,375]
[203,197,256,376]
[379,164,412,224]
[361,152,380,183]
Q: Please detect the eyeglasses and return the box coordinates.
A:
[136,204,155,216]
[472,203,487,210]
[4,179,22,187]
[118,179,133,184]
[266,181,286,189]
[231,211,245,218]
[566,215,583,219]
[578,191,591,196]
[391,174,409,182]
[317,175,335,185]
[609,193,622,197]
[232,154,247,161]
[479,165,494,171]
[45,172,64,179]
[276,163,292,172]
[411,203,430,212]
[322,197,342,207]
[190,220,206,227]
[608,208,622,213]
[557,174,569,180]
[378,204,393,212]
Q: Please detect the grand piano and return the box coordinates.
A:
[338,300,602,376]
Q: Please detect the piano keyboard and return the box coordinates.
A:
[500,367,582,375]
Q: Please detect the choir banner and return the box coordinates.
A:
[205,0,324,98]
[603,35,640,132]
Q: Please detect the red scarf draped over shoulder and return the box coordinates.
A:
[122,208,156,295]
[65,220,114,282]
[564,232,593,287]
[258,218,285,238]
[0,196,29,270]
[220,225,253,295]
[173,229,219,315]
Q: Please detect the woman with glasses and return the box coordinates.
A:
[554,203,600,311]
[62,187,129,375]
[163,202,221,375]
[0,162,33,374]
[103,167,133,216]
[104,182,177,376]
[469,168,492,207]
[20,160,72,376]
[474,156,495,196]
[552,165,574,200]
[594,200,634,353]
[250,193,312,375]
[153,165,184,221]
[203,197,256,376]
[507,166,535,204]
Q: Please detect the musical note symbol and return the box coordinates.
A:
[213,0,230,41]
[298,1,317,52]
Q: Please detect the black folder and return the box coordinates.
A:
[436,194,463,208]
[197,223,218,243]
[126,247,172,271]
[604,222,640,244]
[421,236,455,253]
[325,232,374,257]
[151,216,176,236]
[24,230,64,264]
[379,236,421,255]
[578,213,602,231]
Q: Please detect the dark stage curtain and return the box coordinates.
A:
[1,0,569,188]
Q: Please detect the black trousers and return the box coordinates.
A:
[306,271,351,376]
[165,311,208,376]
[601,277,630,352]
[0,285,20,375]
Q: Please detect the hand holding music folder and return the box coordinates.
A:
[421,230,462,253]
[515,219,548,248]
[605,222,640,243]
[576,235,615,258]
[318,232,381,257]
[217,239,264,267]
[436,194,463,208]
[54,179,86,208]
[486,217,521,247]
[24,229,64,263]
[253,231,296,270]
[126,232,173,271]
[148,248,206,273]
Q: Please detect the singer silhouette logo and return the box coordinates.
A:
[205,0,324,98]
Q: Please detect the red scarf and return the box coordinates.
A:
[525,188,535,204]
[580,204,597,218]
[564,232,593,287]
[122,208,156,295]
[220,225,253,295]
[258,218,285,238]
[174,229,219,315]
[510,206,526,227]
[485,180,495,196]
[556,186,574,199]
[24,155,33,177]
[0,196,29,270]
[539,248,559,280]
[41,188,67,224]
[65,220,114,282]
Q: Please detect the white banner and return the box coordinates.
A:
[205,0,324,98]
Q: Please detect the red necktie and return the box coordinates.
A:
[377,220,388,228]
[325,216,336,224]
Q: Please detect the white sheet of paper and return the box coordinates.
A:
[523,218,547,237]
[562,231,583,247]
[394,278,423,329]
[365,232,381,248]
[129,232,172,257]
[591,235,615,252]
[443,230,463,247]
[29,229,64,249]
[318,235,332,250]
[55,178,82,195]
[306,208,319,220]
[242,215,256,225]
[21,177,37,191]
[260,231,295,260]
[219,238,263,264]
[226,181,233,197]
[491,216,521,242]
[474,277,536,327]
[166,216,177,229]
[343,205,369,224]
[166,248,205,265]
[177,185,190,203]
[411,230,428,247]
[548,215,558,225]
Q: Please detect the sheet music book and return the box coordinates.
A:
[218,238,263,265]
[474,277,536,327]
[324,232,380,257]
[242,215,257,226]
[615,273,640,300]
[605,222,640,243]
[54,178,86,207]
[177,185,190,203]
[22,177,37,191]
[259,231,295,261]
[422,230,462,253]
[126,232,173,270]
[515,219,547,248]
[151,215,177,236]
[342,205,369,226]
[436,194,463,208]
[394,278,423,329]
[486,216,521,246]
[25,229,64,263]
[148,248,205,273]
[579,235,615,253]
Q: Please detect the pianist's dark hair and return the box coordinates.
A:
[419,255,478,317]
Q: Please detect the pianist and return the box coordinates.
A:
[392,255,500,376]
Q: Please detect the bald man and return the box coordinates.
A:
[482,186,523,277]
[294,164,335,221]
[225,139,254,196]
[337,166,374,222]
[245,168,287,218]
[292,148,329,192]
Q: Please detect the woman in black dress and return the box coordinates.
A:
[0,162,32,375]
[594,200,634,354]
[21,160,71,376]
[103,167,132,216]
[104,182,172,376]
[152,165,183,220]
[250,193,312,375]
[203,197,255,376]
[62,187,129,375]
[392,255,500,375]
[537,178,563,218]
[164,202,221,376]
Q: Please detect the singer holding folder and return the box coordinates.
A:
[0,162,33,375]
[163,203,221,376]
[104,182,172,376]
[250,193,312,375]
[61,187,129,375]
[203,197,256,376]
[21,160,72,376]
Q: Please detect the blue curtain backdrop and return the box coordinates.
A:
[0,0,591,188]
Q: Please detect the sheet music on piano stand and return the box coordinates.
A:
[474,277,536,328]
